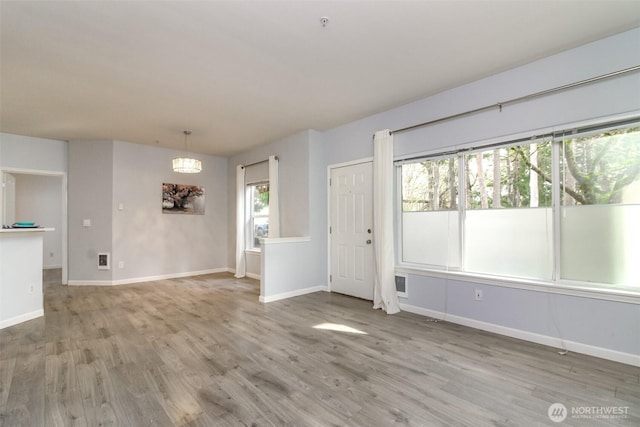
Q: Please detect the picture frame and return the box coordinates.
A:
[162,183,205,215]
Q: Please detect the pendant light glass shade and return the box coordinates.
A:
[172,157,202,173]
[173,130,201,173]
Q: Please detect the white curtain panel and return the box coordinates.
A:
[268,155,280,238]
[373,130,401,314]
[235,165,246,278]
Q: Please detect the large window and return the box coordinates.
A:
[401,157,460,269]
[399,119,640,291]
[559,126,640,286]
[463,139,553,280]
[248,182,269,249]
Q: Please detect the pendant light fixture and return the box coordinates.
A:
[172,130,202,173]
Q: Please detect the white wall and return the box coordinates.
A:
[0,133,68,172]
[0,133,68,282]
[0,232,45,328]
[245,251,261,278]
[260,237,325,302]
[319,28,640,364]
[14,174,63,268]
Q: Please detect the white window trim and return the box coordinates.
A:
[246,181,270,251]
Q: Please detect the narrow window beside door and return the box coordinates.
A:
[248,182,269,249]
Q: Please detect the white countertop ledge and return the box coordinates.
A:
[0,227,55,234]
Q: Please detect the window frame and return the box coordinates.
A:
[246,181,269,251]
[395,115,640,303]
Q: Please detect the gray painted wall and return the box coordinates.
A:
[68,140,114,281]
[3,135,228,284]
[227,130,311,272]
[318,28,640,359]
[308,130,328,286]
[111,140,228,281]
[258,130,329,298]
[325,28,640,165]
[228,129,327,292]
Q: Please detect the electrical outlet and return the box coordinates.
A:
[118,261,125,269]
[475,288,483,301]
[29,284,34,294]
[50,252,54,258]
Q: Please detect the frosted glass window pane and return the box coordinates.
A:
[464,208,552,280]
[402,211,460,268]
[561,205,640,287]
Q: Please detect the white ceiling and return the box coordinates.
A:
[1,1,639,157]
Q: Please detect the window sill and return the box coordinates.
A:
[245,248,261,254]
[395,264,640,305]
[262,236,311,245]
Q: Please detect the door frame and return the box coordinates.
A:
[326,157,373,294]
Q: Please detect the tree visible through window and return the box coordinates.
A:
[399,120,640,288]
[249,183,269,249]
[561,127,640,206]
[402,157,457,212]
[466,140,552,209]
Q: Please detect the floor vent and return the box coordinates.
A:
[395,274,408,298]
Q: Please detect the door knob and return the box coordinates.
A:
[366,239,372,244]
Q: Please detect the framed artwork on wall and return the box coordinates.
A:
[162,183,205,215]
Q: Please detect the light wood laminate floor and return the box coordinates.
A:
[0,271,638,426]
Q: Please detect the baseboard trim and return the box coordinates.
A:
[0,309,44,329]
[398,304,446,320]
[227,268,261,280]
[399,303,640,367]
[67,280,113,286]
[260,285,328,303]
[68,268,229,286]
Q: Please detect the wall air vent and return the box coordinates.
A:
[98,252,110,270]
[395,274,408,298]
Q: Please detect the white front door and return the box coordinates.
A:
[330,162,374,300]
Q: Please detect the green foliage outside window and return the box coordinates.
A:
[402,126,640,211]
